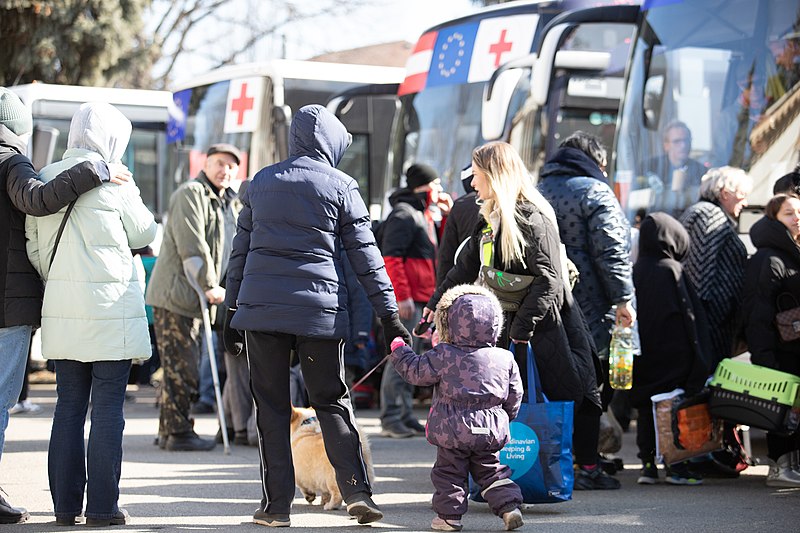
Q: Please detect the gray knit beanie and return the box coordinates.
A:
[0,88,32,136]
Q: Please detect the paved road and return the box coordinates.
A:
[3,382,798,532]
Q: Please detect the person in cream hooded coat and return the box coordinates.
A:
[25,102,156,527]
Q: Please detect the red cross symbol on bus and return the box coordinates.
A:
[230,83,254,126]
[489,29,513,68]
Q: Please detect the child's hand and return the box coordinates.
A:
[390,336,407,352]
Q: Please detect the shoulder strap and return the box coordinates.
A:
[49,200,77,270]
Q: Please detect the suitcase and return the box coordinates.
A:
[709,359,800,434]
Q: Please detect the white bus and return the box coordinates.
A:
[529,0,800,221]
[390,0,636,200]
[167,59,405,210]
[9,83,174,218]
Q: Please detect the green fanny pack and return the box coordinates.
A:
[480,265,535,312]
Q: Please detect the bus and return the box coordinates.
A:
[167,60,405,210]
[9,83,173,218]
[529,0,800,221]
[390,0,636,203]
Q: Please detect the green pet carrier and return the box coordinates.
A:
[709,359,800,434]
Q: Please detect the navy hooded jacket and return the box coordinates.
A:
[225,105,397,338]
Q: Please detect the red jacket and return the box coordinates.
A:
[380,190,442,303]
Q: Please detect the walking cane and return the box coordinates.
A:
[182,257,230,455]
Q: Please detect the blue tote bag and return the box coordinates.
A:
[471,343,574,504]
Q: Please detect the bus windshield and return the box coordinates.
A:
[613,0,800,218]
[395,82,495,196]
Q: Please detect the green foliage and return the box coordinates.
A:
[0,0,154,88]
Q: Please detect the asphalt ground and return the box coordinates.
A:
[2,381,799,532]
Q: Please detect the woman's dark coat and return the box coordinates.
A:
[630,213,712,405]
[429,200,601,410]
[742,216,800,376]
[0,124,105,328]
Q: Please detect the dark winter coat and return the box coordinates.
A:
[226,105,397,338]
[742,216,800,376]
[0,124,106,328]
[429,200,602,410]
[680,200,746,364]
[437,189,480,286]
[380,188,438,303]
[630,213,712,406]
[392,285,523,451]
[539,147,633,352]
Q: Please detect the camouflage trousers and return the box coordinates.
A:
[153,307,201,437]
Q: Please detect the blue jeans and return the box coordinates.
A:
[380,303,423,427]
[198,332,223,407]
[0,325,32,462]
[49,359,131,521]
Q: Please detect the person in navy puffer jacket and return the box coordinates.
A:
[224,104,409,527]
[390,284,524,532]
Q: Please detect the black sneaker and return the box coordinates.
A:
[637,462,659,485]
[404,419,426,435]
[191,401,215,415]
[165,431,216,451]
[253,509,290,527]
[345,493,383,524]
[665,462,703,486]
[574,465,621,490]
[85,508,129,527]
[379,421,414,438]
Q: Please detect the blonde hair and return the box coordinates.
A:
[472,141,540,269]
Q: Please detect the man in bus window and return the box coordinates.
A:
[646,120,706,217]
[146,143,242,452]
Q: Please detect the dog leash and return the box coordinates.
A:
[347,353,391,395]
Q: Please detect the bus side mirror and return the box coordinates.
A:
[481,69,525,141]
[30,126,59,171]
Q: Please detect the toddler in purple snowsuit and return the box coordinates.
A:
[390,284,524,532]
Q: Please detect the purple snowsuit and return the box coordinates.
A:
[391,285,523,520]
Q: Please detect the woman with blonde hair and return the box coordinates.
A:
[424,141,615,490]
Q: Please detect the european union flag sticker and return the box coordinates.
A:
[425,22,480,88]
[167,89,191,144]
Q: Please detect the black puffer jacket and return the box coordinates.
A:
[742,216,800,376]
[429,200,601,410]
[226,105,397,338]
[0,124,106,328]
[539,147,633,352]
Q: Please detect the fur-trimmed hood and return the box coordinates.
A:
[435,284,503,349]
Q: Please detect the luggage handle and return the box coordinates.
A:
[776,292,800,312]
[511,342,547,404]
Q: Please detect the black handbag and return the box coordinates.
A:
[775,292,800,342]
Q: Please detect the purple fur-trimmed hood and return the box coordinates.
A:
[434,284,503,349]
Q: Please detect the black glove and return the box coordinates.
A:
[223,307,246,357]
[381,313,412,353]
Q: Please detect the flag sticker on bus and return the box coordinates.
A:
[224,77,264,133]
[467,15,538,82]
[398,32,437,96]
[398,14,539,96]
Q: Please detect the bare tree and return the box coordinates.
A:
[146,0,380,89]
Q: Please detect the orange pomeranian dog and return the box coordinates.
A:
[290,406,375,510]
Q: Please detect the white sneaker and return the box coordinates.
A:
[502,508,523,531]
[8,401,41,415]
[766,453,800,488]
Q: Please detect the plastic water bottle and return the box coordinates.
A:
[609,325,634,390]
